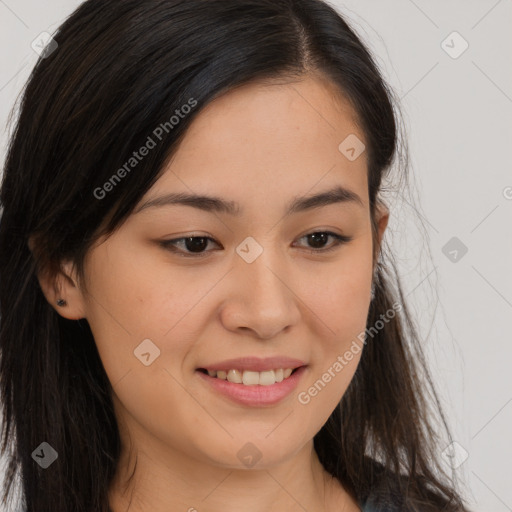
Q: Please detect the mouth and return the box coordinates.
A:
[195,365,308,406]
[196,366,303,386]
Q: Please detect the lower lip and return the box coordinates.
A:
[196,366,307,407]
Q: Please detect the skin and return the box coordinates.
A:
[35,72,388,512]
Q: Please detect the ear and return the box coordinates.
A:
[28,237,87,320]
[373,201,389,267]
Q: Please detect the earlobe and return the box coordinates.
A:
[36,259,87,320]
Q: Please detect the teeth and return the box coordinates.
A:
[205,368,297,385]
[259,370,277,385]
[242,371,261,385]
[227,369,242,383]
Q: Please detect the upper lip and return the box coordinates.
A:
[197,356,307,372]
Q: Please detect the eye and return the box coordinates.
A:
[294,231,353,254]
[159,235,219,258]
[159,231,352,258]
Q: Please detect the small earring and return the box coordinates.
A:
[56,298,67,307]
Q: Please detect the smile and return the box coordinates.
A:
[197,367,298,386]
[196,366,307,407]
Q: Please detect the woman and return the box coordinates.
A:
[0,0,472,510]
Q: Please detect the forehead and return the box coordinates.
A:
[152,73,368,212]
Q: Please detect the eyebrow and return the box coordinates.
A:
[134,185,364,216]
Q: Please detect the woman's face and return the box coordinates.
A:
[60,74,387,471]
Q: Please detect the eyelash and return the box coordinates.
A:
[159,231,353,258]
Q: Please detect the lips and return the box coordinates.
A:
[196,356,307,373]
[196,364,308,406]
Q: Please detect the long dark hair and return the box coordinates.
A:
[0,1,471,510]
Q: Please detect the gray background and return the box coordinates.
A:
[0,1,511,511]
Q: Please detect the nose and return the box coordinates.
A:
[219,247,301,340]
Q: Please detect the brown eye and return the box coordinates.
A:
[306,232,330,249]
[295,231,353,253]
[160,236,220,257]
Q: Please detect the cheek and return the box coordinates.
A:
[80,245,208,444]
[79,242,181,380]
[82,240,197,335]
[295,242,371,405]
[81,240,233,398]
[300,240,372,343]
